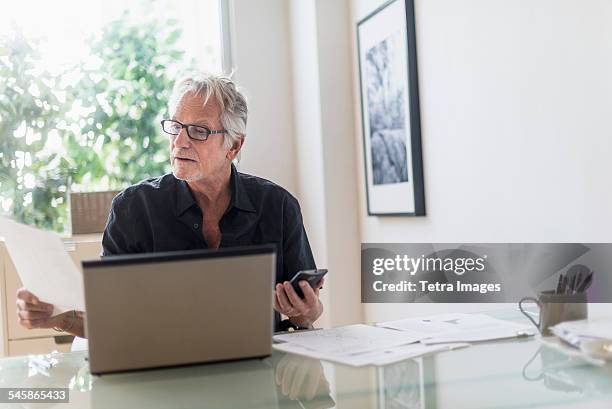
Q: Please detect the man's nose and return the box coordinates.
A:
[173,127,191,148]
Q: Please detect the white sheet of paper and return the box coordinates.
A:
[0,217,85,314]
[362,342,470,366]
[273,324,422,356]
[551,319,612,340]
[273,340,469,366]
[420,327,534,344]
[377,313,534,344]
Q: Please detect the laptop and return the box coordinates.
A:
[82,245,276,375]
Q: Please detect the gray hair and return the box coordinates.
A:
[169,73,248,148]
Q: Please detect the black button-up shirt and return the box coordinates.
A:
[102,164,316,330]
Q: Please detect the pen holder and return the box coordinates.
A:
[518,290,587,336]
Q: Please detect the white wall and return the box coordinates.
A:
[230,0,363,327]
[351,0,612,321]
[288,0,331,327]
[229,0,612,326]
[289,0,363,327]
[313,0,363,326]
[229,0,298,194]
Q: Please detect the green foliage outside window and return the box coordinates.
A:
[0,12,187,233]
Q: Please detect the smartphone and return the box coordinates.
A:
[290,269,328,298]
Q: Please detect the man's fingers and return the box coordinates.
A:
[17,309,52,321]
[18,317,47,329]
[301,282,318,306]
[16,288,39,304]
[274,292,291,315]
[276,284,294,315]
[36,301,54,311]
[283,282,306,312]
[16,299,54,313]
[15,290,56,330]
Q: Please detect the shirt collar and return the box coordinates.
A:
[175,164,256,216]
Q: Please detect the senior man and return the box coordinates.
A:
[16,73,324,337]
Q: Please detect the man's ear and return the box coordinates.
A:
[227,136,245,160]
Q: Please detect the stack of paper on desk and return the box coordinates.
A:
[274,314,534,366]
[272,324,468,366]
[549,319,612,362]
[377,313,535,344]
[273,337,468,367]
[274,324,422,355]
[551,319,612,340]
[0,217,85,314]
[550,319,612,348]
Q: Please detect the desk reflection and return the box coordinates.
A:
[2,328,612,409]
[273,353,335,408]
[522,343,612,395]
[89,353,336,409]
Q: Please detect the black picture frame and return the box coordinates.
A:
[357,0,426,216]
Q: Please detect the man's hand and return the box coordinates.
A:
[16,288,85,337]
[274,278,324,328]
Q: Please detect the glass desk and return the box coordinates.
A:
[1,309,611,408]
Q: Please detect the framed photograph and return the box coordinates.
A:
[357,0,425,216]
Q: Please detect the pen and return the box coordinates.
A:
[556,274,564,294]
[572,272,582,294]
[578,273,593,293]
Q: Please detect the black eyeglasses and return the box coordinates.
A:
[161,119,227,141]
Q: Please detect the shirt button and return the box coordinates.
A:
[193,223,199,229]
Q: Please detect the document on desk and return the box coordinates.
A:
[273,324,422,355]
[272,324,466,366]
[551,318,612,340]
[377,313,535,344]
[0,217,85,314]
[274,339,469,366]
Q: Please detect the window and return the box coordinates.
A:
[0,0,224,232]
